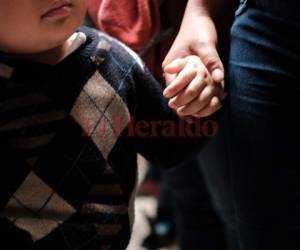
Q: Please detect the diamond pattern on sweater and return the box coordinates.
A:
[1,171,76,241]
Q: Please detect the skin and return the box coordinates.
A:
[163,0,234,118]
[163,55,224,118]
[0,0,88,64]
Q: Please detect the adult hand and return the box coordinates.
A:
[162,1,226,117]
[163,17,224,85]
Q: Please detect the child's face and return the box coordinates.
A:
[0,0,88,54]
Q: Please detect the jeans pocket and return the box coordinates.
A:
[235,0,248,17]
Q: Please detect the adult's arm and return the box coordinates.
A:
[163,0,235,84]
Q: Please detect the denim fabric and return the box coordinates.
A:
[199,1,300,250]
[165,159,228,250]
[248,0,300,21]
[199,109,239,250]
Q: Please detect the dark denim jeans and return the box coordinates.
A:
[165,159,228,250]
[145,157,228,250]
[201,1,300,249]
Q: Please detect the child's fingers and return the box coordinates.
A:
[193,97,222,118]
[164,72,177,86]
[163,64,198,98]
[168,96,177,109]
[168,72,209,108]
[176,84,224,116]
[163,57,189,74]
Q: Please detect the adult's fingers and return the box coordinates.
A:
[190,41,225,85]
[162,42,190,69]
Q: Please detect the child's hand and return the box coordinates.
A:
[163,56,226,118]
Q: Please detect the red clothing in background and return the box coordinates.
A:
[88,0,161,52]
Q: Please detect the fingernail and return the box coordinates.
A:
[164,63,174,71]
[164,89,171,97]
[169,101,176,108]
[163,90,168,97]
[177,109,184,115]
[212,69,224,82]
[193,111,203,118]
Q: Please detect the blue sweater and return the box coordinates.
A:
[0,27,217,250]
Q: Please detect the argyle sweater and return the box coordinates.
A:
[0,27,215,250]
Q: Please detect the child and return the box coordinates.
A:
[0,1,222,249]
